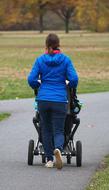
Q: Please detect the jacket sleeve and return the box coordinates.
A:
[28,59,41,89]
[66,58,79,88]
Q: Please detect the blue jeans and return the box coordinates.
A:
[38,101,67,161]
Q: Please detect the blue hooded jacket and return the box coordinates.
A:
[28,52,78,102]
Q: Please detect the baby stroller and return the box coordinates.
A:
[28,86,82,167]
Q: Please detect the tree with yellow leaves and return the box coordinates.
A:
[48,0,78,33]
[26,0,49,33]
[76,0,109,32]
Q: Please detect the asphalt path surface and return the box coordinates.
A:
[0,92,109,190]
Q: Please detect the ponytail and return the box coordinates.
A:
[46,33,60,54]
[48,47,54,54]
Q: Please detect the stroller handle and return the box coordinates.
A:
[67,86,78,115]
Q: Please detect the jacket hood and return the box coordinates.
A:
[42,53,65,66]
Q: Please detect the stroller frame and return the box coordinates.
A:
[28,87,82,166]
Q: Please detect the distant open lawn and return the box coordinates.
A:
[0,31,109,100]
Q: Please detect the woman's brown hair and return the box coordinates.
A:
[46,33,60,54]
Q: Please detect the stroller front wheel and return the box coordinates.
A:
[67,155,71,164]
[28,139,34,165]
[42,155,46,163]
[76,140,82,167]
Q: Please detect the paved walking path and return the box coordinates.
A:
[0,92,109,190]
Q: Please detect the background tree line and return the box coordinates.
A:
[0,0,109,33]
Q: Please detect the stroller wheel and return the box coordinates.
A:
[76,141,82,167]
[67,155,71,164]
[42,155,46,163]
[28,139,34,165]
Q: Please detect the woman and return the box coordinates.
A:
[28,33,78,169]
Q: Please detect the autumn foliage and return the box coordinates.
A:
[0,0,109,32]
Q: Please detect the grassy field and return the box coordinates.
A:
[0,31,109,100]
[0,112,11,121]
[86,155,109,190]
[0,31,109,189]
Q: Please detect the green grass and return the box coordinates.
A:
[0,31,109,100]
[78,78,109,94]
[86,155,109,190]
[0,112,11,121]
[0,78,34,100]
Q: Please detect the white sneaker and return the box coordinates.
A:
[45,161,54,168]
[54,149,63,169]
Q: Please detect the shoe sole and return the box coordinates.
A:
[45,164,54,168]
[45,161,54,168]
[45,164,53,168]
[54,149,63,169]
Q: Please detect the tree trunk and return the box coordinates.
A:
[95,0,99,32]
[39,12,43,33]
[65,17,69,33]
